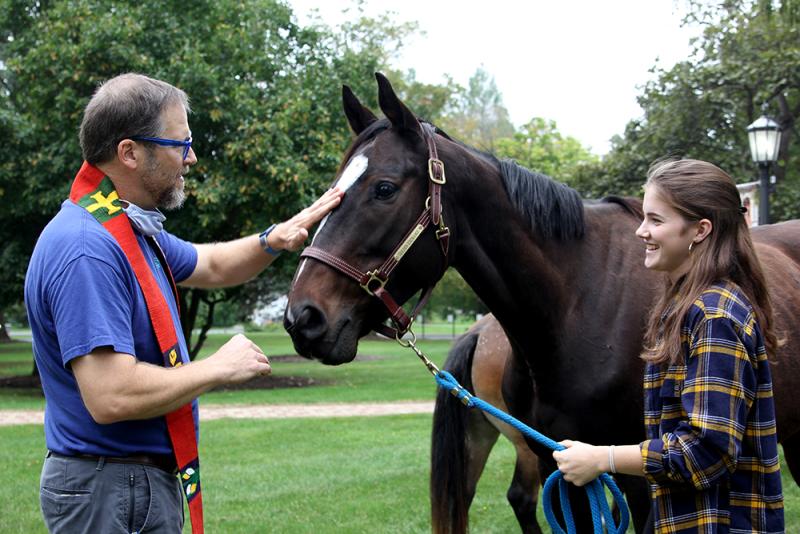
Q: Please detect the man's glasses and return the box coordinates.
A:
[131,136,193,160]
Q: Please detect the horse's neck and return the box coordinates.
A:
[453,202,569,361]
[454,199,644,377]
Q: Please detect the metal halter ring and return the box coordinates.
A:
[395,329,417,347]
[360,270,387,296]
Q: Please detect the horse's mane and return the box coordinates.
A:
[418,129,587,241]
[341,119,591,241]
[498,159,585,241]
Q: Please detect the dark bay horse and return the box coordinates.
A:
[432,314,541,533]
[284,73,800,531]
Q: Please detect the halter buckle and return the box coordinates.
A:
[428,158,446,185]
[360,270,388,296]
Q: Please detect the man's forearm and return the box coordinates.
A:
[190,235,273,288]
[73,351,224,423]
[112,358,222,420]
[73,335,270,424]
[183,188,343,289]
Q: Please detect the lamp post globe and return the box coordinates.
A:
[747,115,782,225]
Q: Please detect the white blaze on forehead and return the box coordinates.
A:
[336,153,368,192]
[310,153,368,243]
[294,259,307,283]
[296,154,369,286]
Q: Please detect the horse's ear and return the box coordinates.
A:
[375,72,422,138]
[342,85,377,135]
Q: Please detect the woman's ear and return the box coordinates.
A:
[694,218,713,244]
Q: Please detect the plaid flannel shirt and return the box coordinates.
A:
[641,281,784,533]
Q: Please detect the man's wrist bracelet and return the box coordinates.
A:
[259,224,282,257]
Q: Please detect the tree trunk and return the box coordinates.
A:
[0,310,11,343]
[189,297,216,361]
[188,292,229,360]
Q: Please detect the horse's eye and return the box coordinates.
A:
[375,181,398,200]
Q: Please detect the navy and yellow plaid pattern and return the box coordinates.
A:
[641,281,783,533]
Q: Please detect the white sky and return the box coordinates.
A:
[287,0,701,155]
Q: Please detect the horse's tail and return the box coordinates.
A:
[431,330,480,534]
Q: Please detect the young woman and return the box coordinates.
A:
[553,159,784,532]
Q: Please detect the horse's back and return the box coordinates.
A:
[753,220,800,443]
[752,220,800,328]
[753,219,800,262]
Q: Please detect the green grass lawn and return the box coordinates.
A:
[1,418,798,533]
[1,333,798,531]
[0,416,529,533]
[0,333,454,408]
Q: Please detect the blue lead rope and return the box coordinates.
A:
[435,369,629,534]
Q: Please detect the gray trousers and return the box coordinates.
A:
[40,452,184,534]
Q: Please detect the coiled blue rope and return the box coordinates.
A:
[435,369,629,534]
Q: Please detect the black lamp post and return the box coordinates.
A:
[746,115,782,225]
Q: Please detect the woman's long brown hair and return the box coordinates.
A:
[641,159,778,364]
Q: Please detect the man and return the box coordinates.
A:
[24,73,343,533]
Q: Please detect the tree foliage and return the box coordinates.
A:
[440,67,515,151]
[494,117,599,189]
[590,0,800,215]
[426,270,488,319]
[0,0,414,349]
[384,68,461,126]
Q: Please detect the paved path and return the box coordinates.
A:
[0,401,436,426]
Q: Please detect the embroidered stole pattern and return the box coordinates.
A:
[70,161,203,533]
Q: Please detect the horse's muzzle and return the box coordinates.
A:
[284,302,329,354]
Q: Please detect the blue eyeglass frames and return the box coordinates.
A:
[131,136,193,160]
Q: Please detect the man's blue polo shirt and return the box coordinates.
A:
[25,200,198,456]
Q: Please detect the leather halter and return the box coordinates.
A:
[300,122,450,339]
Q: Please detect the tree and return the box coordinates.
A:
[384,68,461,126]
[441,67,515,150]
[494,117,599,188]
[427,270,488,319]
[592,0,800,215]
[0,0,420,355]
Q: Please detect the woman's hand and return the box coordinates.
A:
[552,440,608,487]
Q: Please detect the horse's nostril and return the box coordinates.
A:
[287,304,328,342]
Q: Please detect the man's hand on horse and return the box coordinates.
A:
[271,187,344,252]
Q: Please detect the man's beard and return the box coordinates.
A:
[157,180,185,211]
[142,158,186,211]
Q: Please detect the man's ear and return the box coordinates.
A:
[117,139,140,170]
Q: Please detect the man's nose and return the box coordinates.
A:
[184,147,197,165]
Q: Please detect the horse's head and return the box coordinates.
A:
[284,73,452,364]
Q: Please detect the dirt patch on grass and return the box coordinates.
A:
[0,374,43,391]
[210,374,324,391]
[268,353,384,363]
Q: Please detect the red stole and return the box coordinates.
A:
[70,161,203,533]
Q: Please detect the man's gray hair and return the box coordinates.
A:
[79,73,190,164]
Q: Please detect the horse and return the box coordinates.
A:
[284,73,800,532]
[431,313,542,533]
